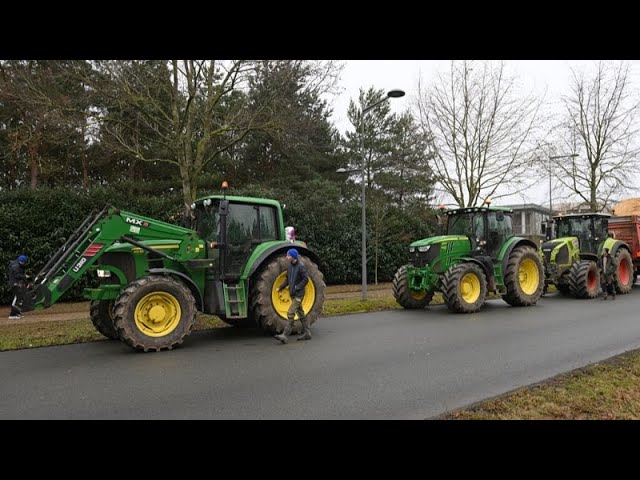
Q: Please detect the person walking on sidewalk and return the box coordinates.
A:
[274,248,311,343]
[7,255,29,319]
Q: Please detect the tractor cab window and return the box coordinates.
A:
[556,218,587,238]
[595,217,608,239]
[194,200,221,242]
[448,212,486,248]
[448,213,474,236]
[226,203,278,277]
[487,211,512,256]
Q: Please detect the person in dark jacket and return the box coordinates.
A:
[7,255,29,319]
[274,248,311,343]
[601,248,616,300]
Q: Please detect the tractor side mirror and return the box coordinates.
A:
[541,223,547,235]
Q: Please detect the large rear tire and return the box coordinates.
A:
[392,265,433,309]
[568,260,599,298]
[90,300,118,340]
[614,249,633,294]
[503,246,544,306]
[441,262,487,313]
[250,255,326,334]
[113,275,196,352]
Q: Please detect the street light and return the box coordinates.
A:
[338,89,405,301]
[548,153,578,237]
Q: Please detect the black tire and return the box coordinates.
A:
[503,246,544,306]
[113,275,196,352]
[392,265,433,309]
[250,255,326,334]
[613,249,634,294]
[568,260,599,299]
[89,300,118,340]
[441,262,487,313]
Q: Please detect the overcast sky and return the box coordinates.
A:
[328,60,640,207]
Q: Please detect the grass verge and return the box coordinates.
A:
[443,351,640,420]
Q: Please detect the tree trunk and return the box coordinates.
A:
[28,143,38,189]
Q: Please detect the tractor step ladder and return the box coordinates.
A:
[223,282,248,319]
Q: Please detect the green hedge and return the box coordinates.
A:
[0,185,437,304]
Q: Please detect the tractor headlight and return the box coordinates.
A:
[97,269,111,278]
[409,247,415,253]
[417,245,431,252]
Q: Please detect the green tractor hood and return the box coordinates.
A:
[410,235,469,248]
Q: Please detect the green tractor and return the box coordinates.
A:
[24,189,325,352]
[540,213,633,298]
[393,205,544,313]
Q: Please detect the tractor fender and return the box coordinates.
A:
[247,244,321,279]
[500,238,537,275]
[458,257,492,281]
[607,239,630,257]
[148,268,204,310]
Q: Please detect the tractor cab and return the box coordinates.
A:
[554,213,609,257]
[192,196,283,280]
[446,207,514,259]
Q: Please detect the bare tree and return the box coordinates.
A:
[94,60,341,216]
[555,61,640,212]
[416,61,543,207]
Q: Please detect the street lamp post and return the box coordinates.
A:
[548,153,578,238]
[338,89,405,301]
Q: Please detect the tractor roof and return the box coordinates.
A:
[194,195,282,209]
[553,213,611,220]
[445,206,513,216]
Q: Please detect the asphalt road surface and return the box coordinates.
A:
[2,290,640,419]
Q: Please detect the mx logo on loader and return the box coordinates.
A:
[126,217,150,228]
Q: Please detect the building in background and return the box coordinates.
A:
[500,203,551,243]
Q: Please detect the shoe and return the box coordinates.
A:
[297,331,312,341]
[274,334,288,344]
[602,295,608,300]
[8,315,21,320]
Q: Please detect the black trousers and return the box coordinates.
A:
[603,282,616,296]
[10,285,26,316]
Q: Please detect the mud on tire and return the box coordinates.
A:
[503,246,544,306]
[392,265,433,309]
[568,260,599,299]
[614,248,633,294]
[441,262,487,313]
[250,255,326,334]
[113,275,196,352]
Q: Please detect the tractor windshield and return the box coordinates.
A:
[556,218,590,238]
[448,213,484,238]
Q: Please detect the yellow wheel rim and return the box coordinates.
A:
[410,290,428,301]
[134,291,182,337]
[461,272,481,304]
[519,258,540,295]
[271,271,316,320]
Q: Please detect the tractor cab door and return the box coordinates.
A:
[486,211,512,259]
[580,217,600,255]
[224,203,279,279]
[595,217,608,251]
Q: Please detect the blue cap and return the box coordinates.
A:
[287,248,299,259]
[18,255,28,264]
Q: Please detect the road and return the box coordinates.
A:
[2,290,640,419]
